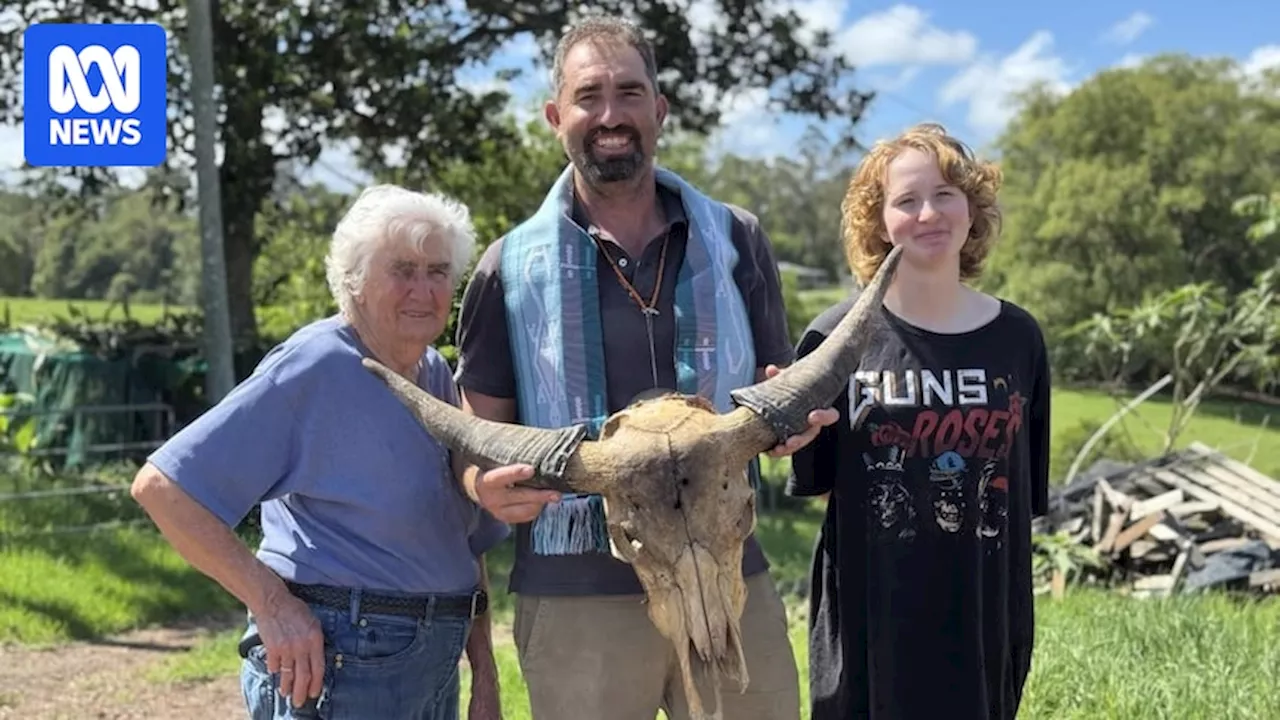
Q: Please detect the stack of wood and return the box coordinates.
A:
[1040,442,1280,598]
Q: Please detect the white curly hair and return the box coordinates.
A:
[324,184,477,320]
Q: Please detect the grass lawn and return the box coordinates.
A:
[3,303,1278,716]
[1049,387,1280,481]
[0,522,243,646]
[452,587,1280,720]
[150,544,1280,720]
[0,296,185,327]
[7,495,1280,718]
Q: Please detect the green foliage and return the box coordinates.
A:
[990,54,1280,369]
[0,0,874,347]
[0,181,201,307]
[1234,190,1280,244]
[244,119,856,356]
[1062,263,1280,447]
[0,391,37,456]
[777,269,811,346]
[1031,530,1106,589]
[251,185,352,340]
[392,118,570,251]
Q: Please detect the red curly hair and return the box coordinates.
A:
[841,122,1003,285]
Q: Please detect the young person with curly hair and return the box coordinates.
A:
[787,123,1052,720]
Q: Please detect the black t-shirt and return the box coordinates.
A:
[786,294,1051,720]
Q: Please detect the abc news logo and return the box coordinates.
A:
[48,44,144,147]
[23,23,167,168]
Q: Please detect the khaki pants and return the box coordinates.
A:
[513,571,801,720]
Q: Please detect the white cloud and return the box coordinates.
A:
[1115,52,1146,69]
[681,0,845,157]
[938,31,1073,136]
[836,5,977,68]
[782,0,847,42]
[1101,12,1154,46]
[686,0,846,50]
[706,86,781,156]
[1242,45,1280,79]
[685,0,726,47]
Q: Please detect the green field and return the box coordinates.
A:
[3,387,1277,640]
[1049,388,1280,481]
[142,525,1280,720]
[3,293,1279,717]
[6,486,1280,718]
[0,296,185,327]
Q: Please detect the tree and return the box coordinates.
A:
[1065,260,1279,451]
[987,54,1280,338]
[0,0,875,354]
[1234,190,1280,246]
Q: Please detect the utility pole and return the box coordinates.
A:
[187,0,235,402]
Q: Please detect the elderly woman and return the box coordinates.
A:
[131,185,522,720]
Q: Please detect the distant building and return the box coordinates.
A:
[776,261,832,290]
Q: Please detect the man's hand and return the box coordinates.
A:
[473,464,561,524]
[761,364,839,458]
[253,591,325,709]
[467,667,502,720]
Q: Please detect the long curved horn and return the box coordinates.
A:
[363,358,604,493]
[728,244,903,445]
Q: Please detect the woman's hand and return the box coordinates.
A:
[761,364,839,458]
[255,590,326,709]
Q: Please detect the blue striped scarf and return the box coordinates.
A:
[500,164,757,556]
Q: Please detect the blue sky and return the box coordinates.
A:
[304,0,1279,189]
[2,1,1277,190]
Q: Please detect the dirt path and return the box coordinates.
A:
[0,613,246,719]
[0,616,515,719]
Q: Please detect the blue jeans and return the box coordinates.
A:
[239,599,471,719]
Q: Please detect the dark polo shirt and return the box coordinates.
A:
[454,182,795,596]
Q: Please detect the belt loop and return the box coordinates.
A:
[348,588,361,625]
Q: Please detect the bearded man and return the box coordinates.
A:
[452,16,834,720]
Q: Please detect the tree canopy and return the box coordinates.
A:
[986,54,1280,335]
[0,0,875,346]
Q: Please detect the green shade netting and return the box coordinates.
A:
[0,330,205,468]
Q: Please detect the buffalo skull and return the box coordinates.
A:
[363,245,902,719]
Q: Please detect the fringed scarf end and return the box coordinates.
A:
[531,494,610,556]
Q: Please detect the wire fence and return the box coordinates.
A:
[0,402,174,542]
[0,402,802,545]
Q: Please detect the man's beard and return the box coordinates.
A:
[572,126,647,186]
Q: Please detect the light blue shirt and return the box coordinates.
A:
[148,315,508,594]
